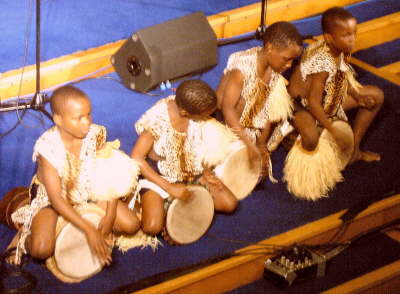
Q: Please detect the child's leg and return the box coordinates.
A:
[27,207,58,260]
[343,85,384,162]
[210,187,238,214]
[198,174,238,214]
[140,190,165,236]
[112,200,140,235]
[292,109,319,151]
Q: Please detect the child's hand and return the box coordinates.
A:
[98,216,114,239]
[357,95,375,109]
[167,183,192,200]
[199,166,224,192]
[85,225,112,266]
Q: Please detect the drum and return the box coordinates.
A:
[165,185,214,244]
[214,140,261,200]
[283,120,353,201]
[46,203,107,283]
[320,120,354,169]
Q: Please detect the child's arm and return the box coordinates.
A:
[131,130,191,200]
[98,199,117,238]
[308,72,349,147]
[220,70,261,164]
[307,72,333,130]
[37,156,111,264]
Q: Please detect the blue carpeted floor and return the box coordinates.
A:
[1,0,399,293]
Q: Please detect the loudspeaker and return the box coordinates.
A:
[111,12,218,93]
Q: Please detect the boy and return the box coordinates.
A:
[288,6,384,162]
[216,21,303,176]
[131,80,238,238]
[2,85,140,264]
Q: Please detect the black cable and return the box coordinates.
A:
[0,247,38,294]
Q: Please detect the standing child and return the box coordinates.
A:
[131,80,238,239]
[1,85,140,264]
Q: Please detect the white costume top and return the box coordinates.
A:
[224,46,293,143]
[11,124,106,263]
[135,96,237,183]
[300,40,360,120]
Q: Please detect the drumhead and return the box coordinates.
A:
[214,141,261,200]
[166,185,214,244]
[46,204,105,283]
[320,120,354,169]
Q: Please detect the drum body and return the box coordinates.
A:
[283,120,354,201]
[46,203,106,283]
[320,120,354,169]
[165,185,214,244]
[214,140,261,200]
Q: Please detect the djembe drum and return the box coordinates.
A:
[214,140,262,200]
[283,120,354,201]
[46,203,108,283]
[164,185,214,244]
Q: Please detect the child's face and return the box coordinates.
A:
[57,97,92,139]
[326,18,357,54]
[264,43,302,73]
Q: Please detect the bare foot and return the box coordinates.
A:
[351,149,381,164]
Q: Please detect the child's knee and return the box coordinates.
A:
[141,218,163,236]
[123,217,141,235]
[219,198,238,214]
[29,237,54,260]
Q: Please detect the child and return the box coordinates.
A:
[284,6,384,200]
[288,6,384,162]
[216,21,303,176]
[2,85,140,264]
[131,79,238,238]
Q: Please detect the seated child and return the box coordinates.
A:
[216,21,303,177]
[288,6,384,162]
[131,79,239,239]
[285,7,384,200]
[1,85,140,265]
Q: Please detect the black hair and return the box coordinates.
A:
[322,7,356,34]
[262,21,303,48]
[175,79,217,115]
[50,85,89,115]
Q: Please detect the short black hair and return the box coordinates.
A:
[262,21,303,48]
[175,79,217,115]
[50,85,89,115]
[322,7,356,34]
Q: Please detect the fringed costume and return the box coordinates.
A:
[224,47,293,144]
[299,40,361,120]
[224,47,294,181]
[11,124,142,264]
[284,40,359,201]
[135,96,237,185]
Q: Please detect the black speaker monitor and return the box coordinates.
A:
[111,12,218,92]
